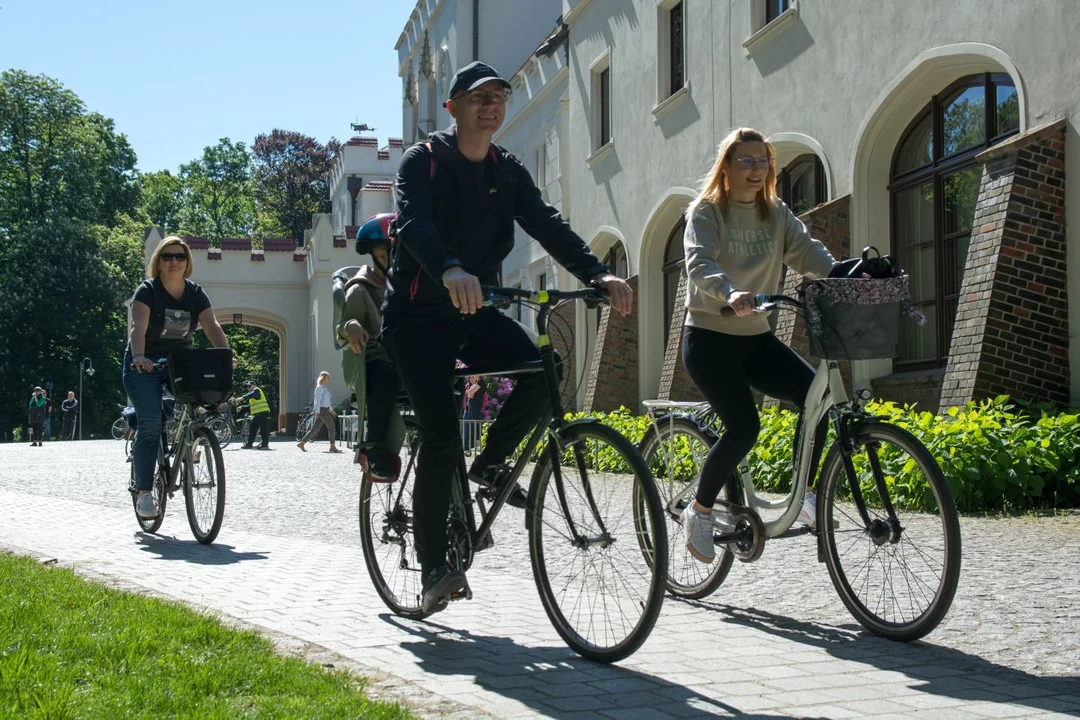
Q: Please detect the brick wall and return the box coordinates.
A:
[583,276,640,412]
[657,273,703,401]
[940,119,1069,408]
[549,300,578,412]
[767,195,853,407]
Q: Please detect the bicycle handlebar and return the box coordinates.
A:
[719,293,802,317]
[480,284,610,310]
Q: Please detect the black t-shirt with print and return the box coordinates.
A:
[131,278,212,358]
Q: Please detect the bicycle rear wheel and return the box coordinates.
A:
[818,420,961,641]
[528,422,667,663]
[295,415,311,442]
[112,417,127,440]
[359,418,424,618]
[637,417,741,599]
[183,427,226,544]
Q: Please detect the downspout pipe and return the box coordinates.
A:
[473,0,479,60]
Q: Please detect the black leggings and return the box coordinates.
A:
[364,359,400,447]
[682,326,827,508]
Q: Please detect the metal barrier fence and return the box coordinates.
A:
[337,414,490,453]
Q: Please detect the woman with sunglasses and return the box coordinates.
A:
[123,236,232,520]
[678,127,839,564]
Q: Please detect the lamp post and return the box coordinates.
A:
[79,357,95,440]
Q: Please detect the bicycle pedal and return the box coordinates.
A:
[450,582,473,601]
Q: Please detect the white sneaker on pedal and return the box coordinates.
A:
[136,492,158,519]
[798,490,838,530]
[680,505,716,563]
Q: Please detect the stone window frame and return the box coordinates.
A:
[588,51,615,161]
[889,72,1019,370]
[655,0,688,104]
[743,0,798,54]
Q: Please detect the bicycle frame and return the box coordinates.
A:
[158,403,202,492]
[644,347,853,540]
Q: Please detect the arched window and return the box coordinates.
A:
[890,72,1019,368]
[662,217,686,343]
[778,154,827,215]
[594,242,629,329]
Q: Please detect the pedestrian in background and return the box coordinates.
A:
[61,391,78,440]
[27,387,47,446]
[297,371,341,453]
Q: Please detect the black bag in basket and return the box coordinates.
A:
[168,348,234,405]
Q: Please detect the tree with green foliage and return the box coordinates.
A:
[0,69,144,440]
[251,129,340,246]
[137,169,184,234]
[177,138,255,243]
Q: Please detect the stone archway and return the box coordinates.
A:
[211,308,290,432]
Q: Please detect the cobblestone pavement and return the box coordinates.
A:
[2,439,1078,718]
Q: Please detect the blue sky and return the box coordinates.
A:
[0,1,414,173]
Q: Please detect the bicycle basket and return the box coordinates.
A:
[802,277,912,360]
[167,348,234,405]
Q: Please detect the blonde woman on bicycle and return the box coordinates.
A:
[680,127,838,563]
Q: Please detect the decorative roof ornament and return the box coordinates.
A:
[419,31,434,79]
[404,65,417,105]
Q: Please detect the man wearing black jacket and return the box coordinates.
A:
[382,61,632,615]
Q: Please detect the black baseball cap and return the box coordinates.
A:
[446,61,511,103]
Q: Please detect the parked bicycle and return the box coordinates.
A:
[294,404,315,442]
[128,350,231,544]
[359,286,668,663]
[639,291,961,642]
[203,402,250,449]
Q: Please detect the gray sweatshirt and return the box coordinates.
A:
[683,197,836,335]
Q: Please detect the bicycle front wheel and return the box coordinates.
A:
[528,422,667,663]
[818,420,961,641]
[637,417,741,599]
[295,416,310,442]
[183,427,226,544]
[359,419,424,618]
[112,418,127,440]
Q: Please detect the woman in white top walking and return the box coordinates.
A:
[298,371,342,453]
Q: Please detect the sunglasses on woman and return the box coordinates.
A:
[732,155,774,170]
[161,252,187,262]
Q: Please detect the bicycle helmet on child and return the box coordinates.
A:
[354,213,396,257]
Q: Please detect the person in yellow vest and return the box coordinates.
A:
[239,379,272,450]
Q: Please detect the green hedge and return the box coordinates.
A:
[498,397,1079,513]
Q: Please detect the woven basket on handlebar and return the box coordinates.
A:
[802,276,915,361]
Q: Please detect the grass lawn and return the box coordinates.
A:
[0,553,410,719]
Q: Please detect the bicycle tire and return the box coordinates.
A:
[182,426,226,544]
[130,450,166,534]
[239,418,252,443]
[111,417,127,440]
[359,418,424,618]
[528,422,667,663]
[295,415,311,442]
[818,420,961,642]
[637,417,742,599]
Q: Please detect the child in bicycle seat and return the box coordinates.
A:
[680,127,839,563]
[337,213,404,481]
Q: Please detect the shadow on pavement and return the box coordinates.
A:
[384,614,827,719]
[135,533,270,565]
[688,600,1080,716]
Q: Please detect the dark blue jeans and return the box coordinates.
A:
[122,350,170,492]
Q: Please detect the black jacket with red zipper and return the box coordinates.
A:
[384,125,608,321]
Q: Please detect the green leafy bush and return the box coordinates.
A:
[483,398,1079,512]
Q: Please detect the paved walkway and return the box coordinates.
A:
[2,439,1078,718]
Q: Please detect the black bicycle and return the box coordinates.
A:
[358,286,668,663]
[127,350,231,544]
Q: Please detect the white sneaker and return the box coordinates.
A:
[136,492,158,519]
[798,490,838,530]
[680,505,716,563]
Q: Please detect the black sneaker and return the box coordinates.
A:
[468,461,528,509]
[367,447,399,482]
[421,564,467,616]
